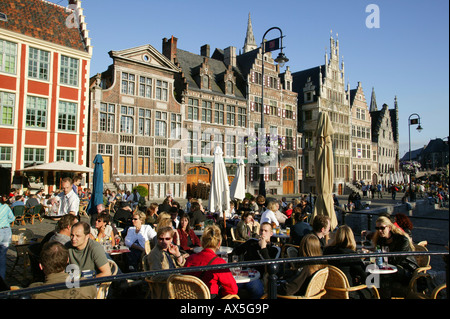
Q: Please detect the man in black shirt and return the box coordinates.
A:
[232,222,279,298]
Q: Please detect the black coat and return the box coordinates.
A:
[323,246,367,286]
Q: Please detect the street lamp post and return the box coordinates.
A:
[408,113,423,202]
[258,27,289,198]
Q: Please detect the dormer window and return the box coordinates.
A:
[226,80,233,95]
[305,92,313,102]
[202,75,209,90]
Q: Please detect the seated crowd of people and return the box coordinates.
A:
[4,186,427,300]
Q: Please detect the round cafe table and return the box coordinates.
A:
[193,246,233,254]
[233,269,260,284]
[365,263,398,274]
[193,229,204,237]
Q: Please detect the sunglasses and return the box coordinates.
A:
[132,218,139,221]
[158,237,172,241]
[375,226,387,231]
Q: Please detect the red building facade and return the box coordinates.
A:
[0,0,92,192]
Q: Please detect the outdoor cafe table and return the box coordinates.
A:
[193,229,204,237]
[272,229,290,244]
[9,228,37,277]
[365,263,398,274]
[106,245,130,256]
[193,246,233,255]
[233,269,260,284]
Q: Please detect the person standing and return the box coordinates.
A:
[377,183,383,198]
[58,177,80,217]
[0,202,15,280]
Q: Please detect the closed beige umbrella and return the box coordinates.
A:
[312,112,338,230]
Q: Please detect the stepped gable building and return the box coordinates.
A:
[349,81,376,185]
[89,43,184,199]
[291,33,351,194]
[0,0,92,193]
[369,88,399,185]
[162,13,299,197]
[162,38,248,198]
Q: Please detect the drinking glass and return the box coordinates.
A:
[231,255,240,276]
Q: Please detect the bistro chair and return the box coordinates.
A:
[96,259,119,299]
[282,244,300,270]
[405,244,434,298]
[12,206,26,226]
[25,205,43,224]
[230,227,245,246]
[167,274,239,299]
[323,265,380,299]
[262,267,329,299]
[79,203,88,216]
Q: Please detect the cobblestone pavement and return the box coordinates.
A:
[4,191,448,289]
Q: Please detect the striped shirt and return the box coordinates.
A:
[0,204,15,228]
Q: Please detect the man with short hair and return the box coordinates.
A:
[50,214,79,245]
[311,215,331,251]
[58,177,80,217]
[232,222,279,298]
[29,241,97,299]
[66,221,111,278]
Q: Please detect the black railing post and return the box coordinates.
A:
[267,263,279,299]
[367,214,373,230]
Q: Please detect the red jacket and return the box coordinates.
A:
[185,248,238,297]
[175,228,201,252]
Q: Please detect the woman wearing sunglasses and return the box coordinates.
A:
[124,211,157,271]
[371,215,418,297]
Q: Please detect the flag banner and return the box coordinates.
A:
[410,118,419,125]
[264,37,280,52]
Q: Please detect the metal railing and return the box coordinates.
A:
[1,250,447,299]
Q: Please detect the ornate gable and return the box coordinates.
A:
[109,44,180,73]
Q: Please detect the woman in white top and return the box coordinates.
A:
[125,211,157,270]
[260,201,280,227]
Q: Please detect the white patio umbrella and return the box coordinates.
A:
[312,112,338,230]
[20,160,93,173]
[208,146,231,220]
[229,157,246,202]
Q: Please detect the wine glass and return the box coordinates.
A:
[231,255,240,276]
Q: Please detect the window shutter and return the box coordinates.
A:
[293,111,296,120]
[277,167,281,181]
[277,108,281,117]
[250,101,255,112]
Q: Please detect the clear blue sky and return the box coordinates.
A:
[51,0,449,158]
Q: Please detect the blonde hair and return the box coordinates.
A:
[372,216,415,250]
[156,217,173,232]
[266,201,278,211]
[133,211,146,224]
[328,225,357,251]
[157,212,171,223]
[201,225,222,250]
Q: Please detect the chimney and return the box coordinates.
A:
[162,36,178,62]
[224,46,236,67]
[201,44,210,58]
